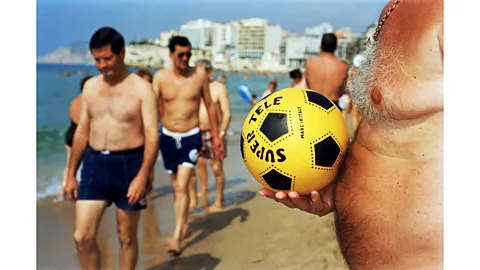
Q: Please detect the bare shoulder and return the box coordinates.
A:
[305,58,314,68]
[195,64,206,74]
[210,81,227,97]
[339,60,349,72]
[195,66,207,79]
[215,81,228,94]
[153,68,171,80]
[82,75,102,96]
[129,73,153,96]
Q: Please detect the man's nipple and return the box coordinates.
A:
[371,88,382,106]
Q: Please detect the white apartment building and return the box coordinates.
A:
[285,35,321,68]
[264,24,282,54]
[335,28,361,63]
[211,22,236,56]
[236,18,268,61]
[179,19,214,49]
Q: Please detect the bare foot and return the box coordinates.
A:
[167,239,182,257]
[197,191,207,198]
[181,224,190,239]
[189,202,199,212]
[207,205,224,214]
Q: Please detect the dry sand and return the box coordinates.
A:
[37,131,352,270]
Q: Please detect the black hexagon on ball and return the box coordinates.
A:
[314,136,341,167]
[262,168,292,191]
[259,112,289,142]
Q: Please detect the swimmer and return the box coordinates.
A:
[251,94,258,106]
[64,27,159,270]
[152,36,222,256]
[57,75,92,201]
[136,67,153,83]
[261,80,278,100]
[305,33,349,111]
[189,59,231,213]
[288,68,307,89]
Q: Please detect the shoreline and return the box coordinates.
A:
[36,62,290,75]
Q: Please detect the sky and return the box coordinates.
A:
[36,0,388,56]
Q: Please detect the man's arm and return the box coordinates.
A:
[67,83,91,177]
[200,70,219,138]
[152,71,163,119]
[138,81,160,176]
[217,83,232,137]
[304,60,311,89]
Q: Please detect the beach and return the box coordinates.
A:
[37,64,354,269]
[37,135,349,270]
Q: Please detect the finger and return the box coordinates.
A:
[288,191,311,211]
[66,190,73,201]
[310,190,326,214]
[128,194,135,205]
[73,189,78,201]
[259,188,276,200]
[275,192,296,208]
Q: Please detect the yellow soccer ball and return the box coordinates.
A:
[241,88,349,195]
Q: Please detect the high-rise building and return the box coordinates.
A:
[179,19,213,49]
[237,18,269,61]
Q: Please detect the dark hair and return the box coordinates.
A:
[137,67,153,78]
[252,94,257,98]
[89,27,125,55]
[168,36,191,53]
[289,69,302,79]
[268,80,278,89]
[321,33,337,53]
[80,75,92,92]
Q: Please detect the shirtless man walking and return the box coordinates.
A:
[261,0,444,269]
[189,59,231,213]
[305,33,349,110]
[152,36,222,256]
[64,27,159,270]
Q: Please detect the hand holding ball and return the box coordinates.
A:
[240,88,349,195]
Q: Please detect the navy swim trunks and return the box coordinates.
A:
[77,145,147,211]
[159,127,202,174]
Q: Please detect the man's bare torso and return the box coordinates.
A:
[155,67,205,132]
[305,54,348,102]
[198,80,223,131]
[335,1,443,269]
[84,73,146,151]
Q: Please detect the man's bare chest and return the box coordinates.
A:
[161,79,202,102]
[87,91,140,122]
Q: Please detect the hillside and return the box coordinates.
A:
[37,41,94,65]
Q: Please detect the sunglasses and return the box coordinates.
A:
[177,52,192,58]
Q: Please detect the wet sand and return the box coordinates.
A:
[37,127,353,269]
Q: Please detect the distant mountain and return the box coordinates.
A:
[37,41,94,65]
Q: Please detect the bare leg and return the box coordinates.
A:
[197,156,208,196]
[188,169,199,211]
[147,169,154,200]
[208,159,225,213]
[73,200,108,270]
[116,208,142,270]
[58,145,72,200]
[168,165,194,255]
